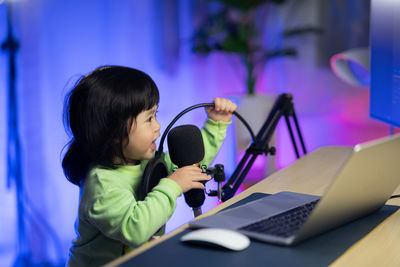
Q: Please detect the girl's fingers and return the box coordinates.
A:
[192,182,205,190]
[229,102,237,113]
[220,99,227,112]
[181,166,210,182]
[190,172,210,182]
[213,98,236,113]
[214,98,222,111]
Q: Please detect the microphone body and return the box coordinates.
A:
[168,125,206,217]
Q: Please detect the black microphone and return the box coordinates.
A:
[168,124,206,217]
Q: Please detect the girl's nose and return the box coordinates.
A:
[154,119,161,132]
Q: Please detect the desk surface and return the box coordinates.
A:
[107,146,400,267]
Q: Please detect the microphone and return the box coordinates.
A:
[168,124,206,217]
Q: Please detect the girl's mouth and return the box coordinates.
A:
[151,134,159,151]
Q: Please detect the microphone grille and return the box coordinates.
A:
[167,125,205,167]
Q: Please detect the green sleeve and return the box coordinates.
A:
[162,118,231,172]
[84,173,182,248]
[201,118,231,167]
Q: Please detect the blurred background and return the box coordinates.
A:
[0,0,398,266]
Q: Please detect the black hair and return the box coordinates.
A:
[62,65,159,186]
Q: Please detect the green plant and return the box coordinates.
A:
[193,0,301,95]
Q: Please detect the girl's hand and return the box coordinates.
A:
[206,98,237,122]
[168,165,211,193]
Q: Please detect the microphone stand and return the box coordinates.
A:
[192,207,202,218]
[1,1,32,266]
[220,93,307,202]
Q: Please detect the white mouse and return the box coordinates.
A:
[180,228,250,251]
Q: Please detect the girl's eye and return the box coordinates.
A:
[147,110,158,123]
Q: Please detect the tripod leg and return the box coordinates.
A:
[291,110,307,154]
[222,154,258,201]
[285,115,300,158]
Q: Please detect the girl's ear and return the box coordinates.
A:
[121,117,135,149]
[126,117,136,134]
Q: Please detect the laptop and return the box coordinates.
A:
[189,134,400,246]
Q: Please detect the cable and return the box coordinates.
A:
[157,103,256,155]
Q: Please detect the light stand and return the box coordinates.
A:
[219,93,307,202]
[1,1,32,266]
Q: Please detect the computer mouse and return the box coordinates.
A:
[180,228,250,251]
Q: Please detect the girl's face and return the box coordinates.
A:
[123,105,160,163]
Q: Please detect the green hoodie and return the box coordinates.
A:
[67,119,230,266]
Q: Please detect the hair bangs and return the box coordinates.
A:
[126,71,159,118]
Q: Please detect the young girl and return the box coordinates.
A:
[62,65,236,266]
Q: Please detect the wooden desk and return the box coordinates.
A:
[107,146,400,267]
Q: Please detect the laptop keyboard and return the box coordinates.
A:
[239,200,319,238]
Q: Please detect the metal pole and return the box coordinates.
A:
[1,1,31,265]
